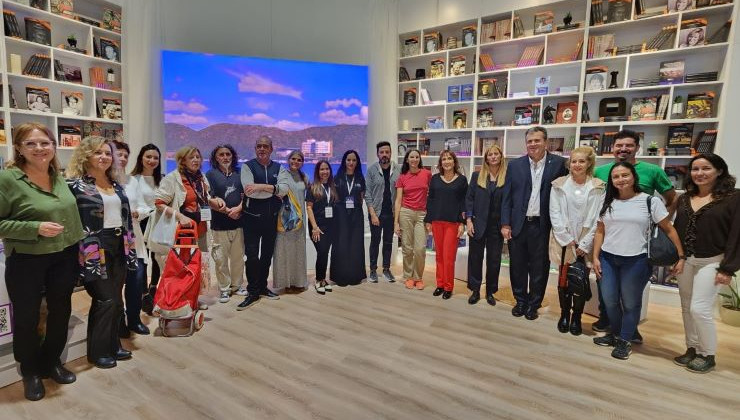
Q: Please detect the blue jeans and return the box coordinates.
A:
[599,251,650,340]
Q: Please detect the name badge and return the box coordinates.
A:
[325,206,333,218]
[345,197,355,209]
[200,206,212,222]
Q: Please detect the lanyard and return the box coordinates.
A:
[323,184,331,202]
[346,175,355,195]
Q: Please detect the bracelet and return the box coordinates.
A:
[679,255,687,260]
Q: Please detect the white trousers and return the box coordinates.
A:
[677,254,723,356]
[211,228,246,292]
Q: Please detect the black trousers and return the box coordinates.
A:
[312,224,334,281]
[5,244,78,376]
[368,212,394,270]
[467,224,504,295]
[508,218,551,308]
[84,230,127,362]
[243,211,278,295]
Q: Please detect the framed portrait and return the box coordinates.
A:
[668,0,695,12]
[585,72,607,91]
[99,37,120,62]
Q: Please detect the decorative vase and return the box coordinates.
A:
[720,305,740,327]
[608,71,619,89]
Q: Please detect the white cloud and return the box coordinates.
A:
[273,120,311,131]
[319,106,368,125]
[163,99,208,114]
[165,113,209,125]
[290,112,300,117]
[226,70,302,99]
[228,113,275,124]
[246,97,272,110]
[325,98,362,108]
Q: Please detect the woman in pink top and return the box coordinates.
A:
[394,149,432,289]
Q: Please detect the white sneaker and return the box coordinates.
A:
[219,291,230,303]
[235,286,248,296]
[324,283,333,292]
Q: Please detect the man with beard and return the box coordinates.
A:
[592,129,676,339]
[237,136,290,310]
[365,141,401,282]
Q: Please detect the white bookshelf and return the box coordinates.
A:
[397,0,735,177]
[0,0,125,167]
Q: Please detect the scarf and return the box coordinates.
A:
[182,169,207,206]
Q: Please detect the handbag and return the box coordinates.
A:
[646,195,679,266]
[559,246,592,300]
[277,189,304,232]
[149,211,177,254]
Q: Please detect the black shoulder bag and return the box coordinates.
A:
[646,195,679,266]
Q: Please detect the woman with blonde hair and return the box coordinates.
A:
[465,144,507,305]
[66,136,137,369]
[549,146,605,335]
[0,123,83,400]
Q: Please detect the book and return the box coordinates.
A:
[534,76,550,95]
[24,17,51,46]
[630,97,658,121]
[480,18,511,43]
[58,125,82,148]
[8,85,17,108]
[679,19,707,48]
[579,133,601,151]
[3,10,22,38]
[686,92,714,118]
[419,88,431,105]
[429,59,445,78]
[659,60,685,85]
[669,0,696,12]
[547,137,565,155]
[476,108,494,128]
[461,84,474,101]
[587,34,615,58]
[83,121,103,137]
[645,25,678,51]
[21,54,51,78]
[656,94,671,120]
[667,124,694,149]
[514,105,533,125]
[517,45,545,67]
[452,110,467,129]
[585,67,607,90]
[707,20,732,44]
[462,25,477,47]
[402,88,416,106]
[89,67,109,89]
[447,85,460,103]
[423,32,442,53]
[62,63,83,84]
[425,116,444,130]
[61,91,84,115]
[478,79,494,100]
[102,8,122,33]
[607,0,631,23]
[600,131,617,155]
[449,55,466,76]
[444,137,472,156]
[99,37,120,62]
[478,54,495,72]
[694,129,717,153]
[0,119,5,145]
[556,101,578,124]
[591,0,604,25]
[477,137,500,155]
[101,97,122,120]
[26,86,51,113]
[533,11,554,35]
[51,0,74,16]
[402,36,420,57]
[664,165,688,190]
[512,15,525,38]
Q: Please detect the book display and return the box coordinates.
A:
[0,0,125,154]
[398,0,734,184]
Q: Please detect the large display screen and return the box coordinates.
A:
[162,50,368,174]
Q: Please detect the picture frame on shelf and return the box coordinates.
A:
[535,76,550,95]
[668,0,695,12]
[101,97,122,120]
[452,110,467,129]
[585,68,607,91]
[424,32,442,53]
[99,37,120,62]
[61,91,84,116]
[26,86,51,113]
[679,19,707,48]
[478,79,494,100]
[24,17,51,46]
[462,26,476,47]
[449,55,466,76]
[556,101,578,124]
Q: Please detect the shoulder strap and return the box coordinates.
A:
[646,195,655,225]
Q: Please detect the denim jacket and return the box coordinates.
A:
[67,175,137,283]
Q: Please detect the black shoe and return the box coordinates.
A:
[611,338,632,360]
[592,318,611,332]
[237,294,260,311]
[369,271,379,283]
[525,306,539,320]
[382,269,396,283]
[569,313,583,336]
[512,303,526,317]
[557,312,570,333]
[486,294,496,306]
[468,291,480,304]
[631,329,643,344]
[673,347,697,367]
[442,291,452,300]
[115,348,132,361]
[141,293,154,316]
[22,375,44,401]
[686,354,715,373]
[42,364,76,384]
[129,322,151,335]
[593,333,616,347]
[262,289,280,300]
[92,357,117,369]
[433,287,444,297]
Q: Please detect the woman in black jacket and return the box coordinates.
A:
[465,144,507,305]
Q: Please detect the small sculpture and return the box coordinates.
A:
[543,105,556,124]
[609,71,619,89]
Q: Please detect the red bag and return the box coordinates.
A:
[153,226,202,317]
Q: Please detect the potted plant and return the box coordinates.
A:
[719,277,740,327]
[563,12,573,26]
[647,141,659,156]
[67,34,77,48]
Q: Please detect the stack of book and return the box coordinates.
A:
[480,18,511,43]
[476,137,500,155]
[401,36,420,57]
[656,93,671,120]
[516,45,544,67]
[643,25,677,52]
[606,0,631,23]
[615,44,644,55]
[694,129,718,153]
[444,137,472,156]
[547,38,584,63]
[629,78,661,87]
[666,123,694,155]
[685,71,718,83]
[600,131,618,155]
[476,108,494,128]
[22,54,51,78]
[635,0,666,19]
[479,54,495,72]
[685,92,714,119]
[708,20,732,44]
[89,67,111,89]
[587,34,615,58]
[3,10,21,37]
[590,0,605,25]
[512,15,525,38]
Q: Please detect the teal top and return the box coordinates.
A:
[0,167,84,256]
[594,161,674,195]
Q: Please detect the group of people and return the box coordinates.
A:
[1,123,737,402]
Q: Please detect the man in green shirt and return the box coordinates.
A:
[592,129,677,339]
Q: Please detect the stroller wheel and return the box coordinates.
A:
[194,311,205,331]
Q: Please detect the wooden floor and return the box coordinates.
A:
[2,275,740,419]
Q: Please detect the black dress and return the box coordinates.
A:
[331,172,366,285]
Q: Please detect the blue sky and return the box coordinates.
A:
[161,50,368,131]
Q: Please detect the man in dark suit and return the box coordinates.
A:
[501,126,568,320]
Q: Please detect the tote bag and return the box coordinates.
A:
[646,196,679,266]
[149,212,177,254]
[277,189,303,233]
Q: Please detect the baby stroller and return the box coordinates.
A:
[153,225,205,337]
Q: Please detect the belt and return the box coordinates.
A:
[101,227,123,236]
[525,216,540,222]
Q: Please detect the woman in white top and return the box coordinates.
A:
[592,162,684,360]
[130,144,163,315]
[549,147,605,336]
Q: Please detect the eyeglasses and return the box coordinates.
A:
[22,141,54,149]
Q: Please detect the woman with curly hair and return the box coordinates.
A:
[66,136,137,369]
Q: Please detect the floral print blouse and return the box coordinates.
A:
[67,175,137,283]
